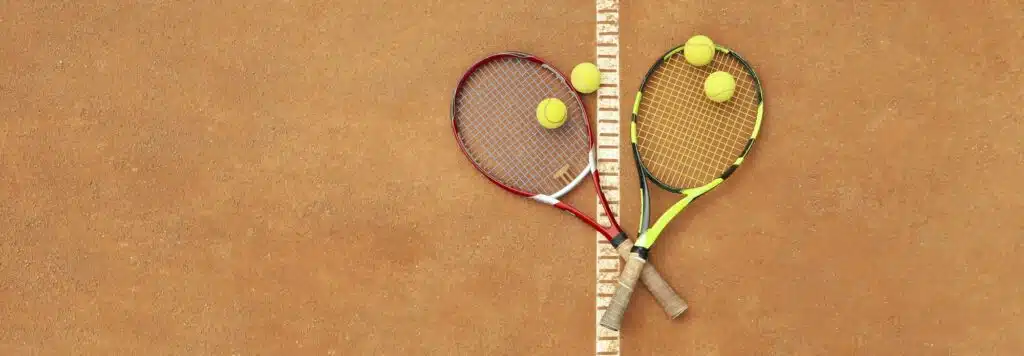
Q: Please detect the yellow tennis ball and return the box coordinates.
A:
[570,62,601,94]
[704,71,736,103]
[683,35,716,66]
[537,98,567,129]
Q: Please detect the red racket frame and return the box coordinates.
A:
[450,52,623,240]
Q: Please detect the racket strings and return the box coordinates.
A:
[636,51,760,189]
[454,57,590,196]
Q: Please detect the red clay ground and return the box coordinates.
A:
[2,1,1022,355]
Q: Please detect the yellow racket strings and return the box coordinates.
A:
[635,51,760,189]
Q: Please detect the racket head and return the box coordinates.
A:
[451,52,596,200]
[631,44,765,193]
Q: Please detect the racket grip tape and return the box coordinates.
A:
[615,239,687,318]
[600,250,647,331]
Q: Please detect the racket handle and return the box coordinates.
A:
[615,239,688,318]
[600,250,647,331]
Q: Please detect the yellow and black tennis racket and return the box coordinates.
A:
[599,43,765,331]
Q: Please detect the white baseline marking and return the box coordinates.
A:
[594,0,621,355]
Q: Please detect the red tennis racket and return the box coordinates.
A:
[451,52,687,318]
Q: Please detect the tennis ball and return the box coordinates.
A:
[571,62,601,94]
[704,71,736,102]
[683,35,716,66]
[537,98,567,129]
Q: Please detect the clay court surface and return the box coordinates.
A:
[2,1,1023,355]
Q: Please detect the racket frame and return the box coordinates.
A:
[451,52,688,319]
[630,44,766,249]
[600,44,765,331]
[450,52,620,239]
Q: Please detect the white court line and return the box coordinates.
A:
[594,0,621,355]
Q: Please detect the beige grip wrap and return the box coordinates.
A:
[600,252,647,331]
[615,240,687,318]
